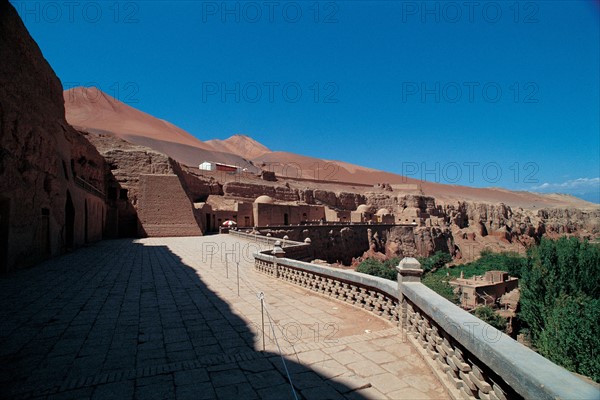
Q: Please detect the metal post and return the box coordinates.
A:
[259,292,265,351]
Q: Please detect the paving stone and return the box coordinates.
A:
[295,349,329,365]
[257,383,297,400]
[174,368,210,386]
[387,387,434,399]
[326,374,372,394]
[362,350,398,364]
[311,358,347,379]
[175,382,216,400]
[288,371,327,390]
[328,349,362,366]
[301,385,346,400]
[0,237,447,399]
[214,381,259,399]
[47,387,95,399]
[346,359,387,377]
[247,369,287,389]
[92,381,135,400]
[381,359,413,374]
[402,374,439,392]
[368,372,411,393]
[238,358,274,373]
[134,382,175,400]
[346,386,387,400]
[209,369,248,387]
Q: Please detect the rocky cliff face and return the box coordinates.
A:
[247,184,598,263]
[0,2,109,271]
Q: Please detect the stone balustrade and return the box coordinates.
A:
[253,251,599,400]
[229,229,311,260]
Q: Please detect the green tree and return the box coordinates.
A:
[520,237,600,382]
[418,251,452,272]
[536,295,600,382]
[421,272,458,303]
[473,306,507,331]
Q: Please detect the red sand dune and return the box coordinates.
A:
[64,87,596,210]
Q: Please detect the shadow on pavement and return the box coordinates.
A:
[0,240,368,399]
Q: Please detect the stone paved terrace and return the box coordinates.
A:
[0,236,448,400]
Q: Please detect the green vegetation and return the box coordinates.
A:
[356,250,525,304]
[421,271,458,303]
[419,250,526,304]
[355,257,399,281]
[355,238,600,382]
[520,237,600,382]
[417,251,452,272]
[473,305,507,331]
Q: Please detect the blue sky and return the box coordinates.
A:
[12,1,600,203]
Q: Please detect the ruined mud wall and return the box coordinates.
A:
[255,224,452,265]
[137,175,202,237]
[83,133,221,237]
[232,179,597,263]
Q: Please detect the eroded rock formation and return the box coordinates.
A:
[0,1,109,271]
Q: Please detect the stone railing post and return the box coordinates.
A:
[271,240,285,278]
[396,257,423,327]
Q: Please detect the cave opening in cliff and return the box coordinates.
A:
[0,198,9,273]
[41,208,51,257]
[65,191,75,249]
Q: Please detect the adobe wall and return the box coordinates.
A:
[254,224,405,265]
[475,280,519,303]
[137,174,202,237]
[254,224,453,265]
[253,203,325,226]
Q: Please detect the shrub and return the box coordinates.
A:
[418,251,452,272]
[356,258,397,281]
[421,272,458,303]
[473,306,507,331]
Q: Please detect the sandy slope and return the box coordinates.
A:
[206,134,271,160]
[64,87,597,210]
[65,87,259,172]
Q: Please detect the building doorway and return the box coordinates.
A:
[65,191,75,249]
[41,208,50,257]
[284,213,289,226]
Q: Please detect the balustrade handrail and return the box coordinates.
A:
[252,251,600,400]
[402,282,599,400]
[228,229,307,248]
[254,252,397,298]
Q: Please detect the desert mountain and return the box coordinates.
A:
[64,87,259,172]
[206,134,271,160]
[64,87,596,210]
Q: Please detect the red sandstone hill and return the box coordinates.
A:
[64,87,259,172]
[64,88,597,210]
[206,134,271,160]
